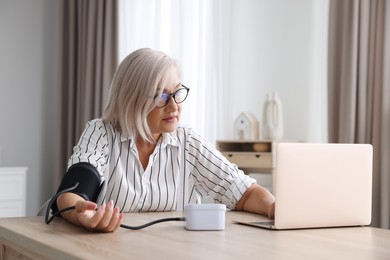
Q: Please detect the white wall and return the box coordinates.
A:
[0,0,58,216]
[223,0,328,143]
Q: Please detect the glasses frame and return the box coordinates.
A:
[155,85,190,108]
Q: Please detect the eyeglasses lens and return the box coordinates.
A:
[174,88,187,103]
[157,93,170,107]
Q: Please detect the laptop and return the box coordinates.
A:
[235,142,373,230]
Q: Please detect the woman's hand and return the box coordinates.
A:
[267,202,275,219]
[57,193,123,232]
[74,200,123,232]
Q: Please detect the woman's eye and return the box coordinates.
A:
[160,93,170,100]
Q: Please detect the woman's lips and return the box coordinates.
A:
[163,116,177,122]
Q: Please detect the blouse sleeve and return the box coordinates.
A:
[184,128,256,209]
[67,119,109,183]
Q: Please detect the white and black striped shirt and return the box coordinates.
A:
[68,119,255,212]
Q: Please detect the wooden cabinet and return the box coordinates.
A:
[216,140,276,172]
[0,167,27,217]
[216,140,276,191]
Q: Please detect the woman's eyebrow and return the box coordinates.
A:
[158,83,182,93]
[171,83,182,91]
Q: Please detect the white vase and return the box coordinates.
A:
[262,93,271,140]
[262,92,283,140]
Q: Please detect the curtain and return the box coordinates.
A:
[118,0,228,145]
[53,0,118,190]
[328,0,390,228]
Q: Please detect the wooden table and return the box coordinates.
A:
[1,211,390,259]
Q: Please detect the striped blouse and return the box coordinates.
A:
[68,119,256,212]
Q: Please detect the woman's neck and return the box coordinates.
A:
[136,135,160,170]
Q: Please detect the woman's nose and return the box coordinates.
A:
[165,96,179,111]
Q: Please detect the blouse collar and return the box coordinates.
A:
[119,130,179,148]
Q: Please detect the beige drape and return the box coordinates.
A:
[53,0,118,190]
[328,0,390,228]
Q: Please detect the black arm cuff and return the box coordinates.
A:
[50,162,102,214]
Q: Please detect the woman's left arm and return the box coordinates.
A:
[236,184,275,219]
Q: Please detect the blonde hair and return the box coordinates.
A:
[103,48,179,143]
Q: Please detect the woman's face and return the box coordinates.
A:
[147,68,182,140]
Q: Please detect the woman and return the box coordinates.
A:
[54,48,275,232]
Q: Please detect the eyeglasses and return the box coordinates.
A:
[154,85,190,108]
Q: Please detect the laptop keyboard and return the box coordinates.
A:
[253,221,275,225]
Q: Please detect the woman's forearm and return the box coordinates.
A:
[236,184,275,218]
[57,192,87,226]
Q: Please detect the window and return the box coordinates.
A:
[118,0,228,144]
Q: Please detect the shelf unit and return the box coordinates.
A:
[216,140,276,192]
[0,167,27,217]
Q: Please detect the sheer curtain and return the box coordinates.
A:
[328,0,390,228]
[118,0,229,145]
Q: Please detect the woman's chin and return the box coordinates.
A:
[162,123,178,133]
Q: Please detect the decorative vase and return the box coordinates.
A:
[262,91,283,140]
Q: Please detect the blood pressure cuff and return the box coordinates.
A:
[50,162,102,214]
